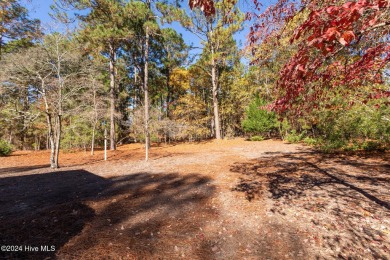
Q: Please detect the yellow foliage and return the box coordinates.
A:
[170,68,190,91]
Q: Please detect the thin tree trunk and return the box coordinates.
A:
[8,130,12,144]
[134,65,138,108]
[46,114,56,168]
[54,115,61,168]
[144,26,150,161]
[46,131,49,150]
[166,69,171,118]
[0,35,2,61]
[91,80,98,156]
[53,45,63,169]
[210,118,215,137]
[211,45,221,139]
[109,42,116,150]
[91,124,96,155]
[40,78,56,168]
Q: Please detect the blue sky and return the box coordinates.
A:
[22,0,251,59]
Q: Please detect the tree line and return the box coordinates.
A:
[0,0,257,167]
[1,0,389,168]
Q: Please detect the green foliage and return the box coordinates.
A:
[303,137,317,146]
[249,135,264,141]
[318,139,347,153]
[0,0,41,59]
[285,130,305,143]
[62,117,93,151]
[315,99,390,152]
[0,139,12,156]
[274,88,390,152]
[242,97,277,136]
[361,141,381,151]
[279,118,291,140]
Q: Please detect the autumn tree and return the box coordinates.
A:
[172,94,210,141]
[246,0,390,112]
[242,0,390,149]
[178,0,244,139]
[160,28,188,118]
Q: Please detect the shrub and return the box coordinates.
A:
[314,97,390,152]
[361,140,383,151]
[242,97,277,136]
[279,118,291,140]
[285,130,305,143]
[319,139,347,153]
[0,139,12,156]
[249,135,264,141]
[303,137,317,146]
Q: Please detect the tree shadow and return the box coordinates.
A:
[231,152,390,259]
[0,165,50,175]
[0,169,215,259]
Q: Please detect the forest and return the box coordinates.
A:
[1,0,388,167]
[0,0,389,258]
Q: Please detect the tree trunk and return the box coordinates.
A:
[166,69,171,118]
[8,130,12,144]
[91,79,98,155]
[144,26,150,161]
[40,78,57,168]
[210,45,221,139]
[0,35,2,61]
[35,135,38,151]
[46,131,49,150]
[46,114,56,168]
[91,124,96,155]
[54,115,61,169]
[109,42,117,150]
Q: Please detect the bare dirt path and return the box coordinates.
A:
[0,139,389,259]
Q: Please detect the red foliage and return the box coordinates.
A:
[189,0,216,16]
[249,0,390,112]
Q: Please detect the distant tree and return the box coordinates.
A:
[160,28,188,118]
[0,0,40,59]
[81,64,107,155]
[54,0,147,151]
[172,94,210,141]
[242,97,277,137]
[176,0,244,139]
[2,33,87,168]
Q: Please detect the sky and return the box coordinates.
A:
[22,0,252,60]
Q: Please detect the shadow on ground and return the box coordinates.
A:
[231,152,390,259]
[0,169,215,259]
[0,165,50,175]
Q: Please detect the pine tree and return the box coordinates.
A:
[0,0,40,59]
[176,0,244,139]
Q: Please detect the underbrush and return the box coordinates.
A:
[0,139,13,156]
[249,135,264,141]
[296,137,388,153]
[285,130,305,143]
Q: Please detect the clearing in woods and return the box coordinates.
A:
[0,139,389,259]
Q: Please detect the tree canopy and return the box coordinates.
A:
[0,0,389,165]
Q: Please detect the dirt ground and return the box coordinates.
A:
[0,139,389,259]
